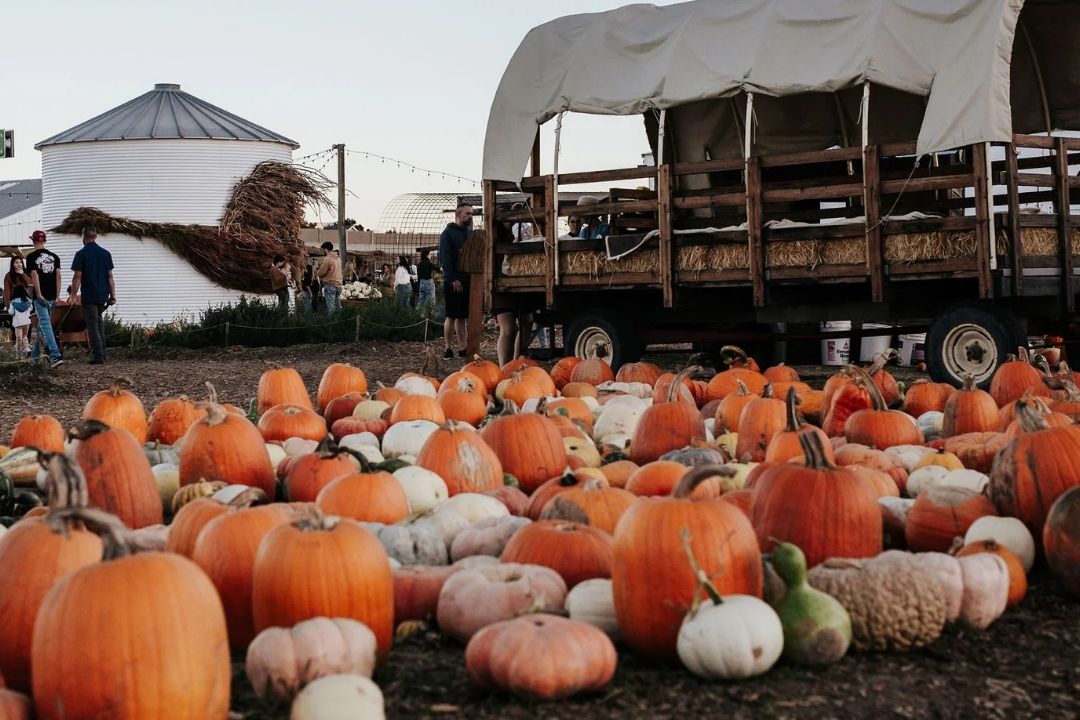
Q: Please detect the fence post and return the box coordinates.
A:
[225,322,230,347]
[130,327,136,348]
[354,315,361,343]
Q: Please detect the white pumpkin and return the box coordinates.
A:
[339,432,380,449]
[265,442,288,471]
[906,465,949,496]
[677,595,784,679]
[592,396,649,441]
[917,411,944,440]
[210,484,262,504]
[964,516,1035,572]
[578,396,600,415]
[956,552,1010,630]
[381,420,439,459]
[895,551,963,623]
[393,466,448,515]
[879,496,915,534]
[519,397,557,414]
[414,508,471,547]
[441,493,509,525]
[151,463,180,507]
[884,444,937,472]
[596,381,653,398]
[282,437,320,458]
[289,674,384,720]
[398,454,418,465]
[598,434,632,451]
[566,578,620,640]
[395,375,437,397]
[939,469,989,495]
[353,399,390,420]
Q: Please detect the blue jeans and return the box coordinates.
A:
[323,284,341,314]
[395,284,412,308]
[31,299,61,362]
[417,279,435,309]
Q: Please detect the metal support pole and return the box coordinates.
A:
[335,143,347,262]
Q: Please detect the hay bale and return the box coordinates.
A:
[998,228,1080,257]
[884,232,976,263]
[677,244,749,271]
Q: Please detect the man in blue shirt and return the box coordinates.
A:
[438,202,472,359]
[68,227,115,365]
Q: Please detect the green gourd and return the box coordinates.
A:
[770,541,852,666]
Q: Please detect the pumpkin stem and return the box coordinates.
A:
[762,383,775,400]
[1017,346,1031,365]
[338,447,376,473]
[666,365,703,404]
[227,487,269,508]
[797,428,836,470]
[205,382,219,405]
[316,434,339,455]
[671,463,728,499]
[734,379,750,398]
[539,496,592,525]
[1041,375,1080,403]
[292,506,340,532]
[557,468,580,487]
[680,528,724,608]
[45,506,138,559]
[719,345,749,369]
[37,452,90,510]
[847,364,887,411]
[107,377,134,396]
[870,348,900,375]
[500,399,521,417]
[784,386,802,432]
[960,373,978,392]
[68,418,112,442]
[536,397,549,416]
[1015,398,1052,434]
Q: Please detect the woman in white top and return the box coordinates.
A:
[394,256,415,308]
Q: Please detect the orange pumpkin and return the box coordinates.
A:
[147,396,208,445]
[389,394,447,426]
[283,438,358,502]
[822,368,872,437]
[498,373,547,408]
[989,347,1050,407]
[10,415,65,453]
[550,357,583,390]
[561,382,599,399]
[904,380,955,417]
[540,479,636,534]
[1043,486,1080,597]
[316,467,410,525]
[797,389,826,426]
[751,429,882,568]
[439,371,488,399]
[502,356,539,377]
[257,404,328,442]
[460,356,503,394]
[612,464,763,660]
[437,387,488,427]
[944,431,1008,474]
[166,497,231,558]
[943,373,999,437]
[616,361,663,386]
[843,366,922,449]
[374,384,405,407]
[500,519,613,589]
[1003,399,1072,441]
[569,357,614,387]
[706,346,767,401]
[81,383,148,443]
[714,380,758,433]
[1047,376,1080,421]
[764,363,800,384]
[480,408,567,493]
[955,540,1027,607]
[868,349,902,406]
[735,383,787,462]
[905,486,997,553]
[625,460,691,498]
[629,366,707,465]
[415,421,504,496]
[257,366,313,413]
[544,398,593,429]
[71,420,163,529]
[316,362,368,412]
[323,391,369,426]
[719,488,753,518]
[765,387,833,464]
[179,401,276,496]
[599,459,639,489]
[989,399,1080,537]
[252,512,394,657]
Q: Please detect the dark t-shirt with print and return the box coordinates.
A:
[72,242,114,305]
[25,249,61,301]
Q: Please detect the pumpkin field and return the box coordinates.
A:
[0,339,1077,719]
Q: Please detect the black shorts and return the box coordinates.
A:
[443,280,469,319]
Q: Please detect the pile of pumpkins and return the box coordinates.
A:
[0,346,1078,719]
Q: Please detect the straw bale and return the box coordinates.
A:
[884,231,976,263]
[997,228,1080,257]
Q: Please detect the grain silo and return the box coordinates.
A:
[36,83,300,325]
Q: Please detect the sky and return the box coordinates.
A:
[3,0,682,230]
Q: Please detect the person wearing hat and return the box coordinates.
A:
[576,195,610,240]
[25,230,65,368]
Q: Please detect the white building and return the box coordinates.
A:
[0,179,42,248]
[36,83,298,325]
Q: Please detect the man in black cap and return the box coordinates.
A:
[25,230,64,368]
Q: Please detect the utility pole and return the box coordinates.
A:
[335,143,347,263]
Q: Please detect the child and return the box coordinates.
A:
[9,286,32,357]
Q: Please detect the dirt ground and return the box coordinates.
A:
[1,340,1076,719]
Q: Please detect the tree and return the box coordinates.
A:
[324,218,359,230]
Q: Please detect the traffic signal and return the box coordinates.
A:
[0,130,12,158]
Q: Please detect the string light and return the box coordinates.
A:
[345,149,477,185]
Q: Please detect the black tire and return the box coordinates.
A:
[564,310,642,370]
[925,303,1026,388]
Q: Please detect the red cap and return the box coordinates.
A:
[30,230,46,242]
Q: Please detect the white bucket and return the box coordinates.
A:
[898,333,927,366]
[820,322,893,365]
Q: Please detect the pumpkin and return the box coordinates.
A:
[1046,376,1080,421]
[71,420,163,529]
[964,515,1036,572]
[544,397,593,427]
[765,387,833,464]
[437,383,488,427]
[599,459,638,489]
[842,366,921,450]
[1043,486,1080,597]
[480,407,567,494]
[751,430,882,568]
[561,382,599,399]
[330,416,388,442]
[943,431,1007,474]
[955,552,1010,629]
[353,398,392,421]
[593,395,649,442]
[955,540,1027,607]
[502,356,539,376]
[257,404,328,443]
[450,516,532,561]
[415,421,504,496]
[1002,399,1072,441]
[289,674,384,720]
[170,479,227,515]
[526,469,606,519]
[316,363,368,412]
[623,460,688,498]
[903,380,955,417]
[323,392,369,427]
[676,537,783,679]
[832,443,910,495]
[989,347,1049,407]
[612,464,763,660]
[989,399,1080,537]
[629,366,707,465]
[458,356,502,393]
[466,614,616,700]
[283,438,358,502]
[798,389,827,425]
[616,361,662,386]
[393,564,461,622]
[652,372,699,407]
[31,507,230,720]
[821,370,874,438]
[389,394,446,426]
[868,349,902,406]
[258,366,313,413]
[497,372,546,407]
[764,363,800,384]
[565,578,620,639]
[540,479,635,534]
[193,504,294,650]
[252,512,394,657]
[769,541,851,666]
[941,374,999,437]
[913,450,965,472]
[146,396,207,446]
[437,562,568,643]
[81,383,148,443]
[0,457,102,693]
[0,689,31,719]
[316,464,410,525]
[731,384,784,462]
[10,415,65,454]
[706,346,767,401]
[567,356,612,386]
[481,485,530,516]
[500,519,613,589]
[246,616,376,703]
[379,419,438,459]
[904,486,997,553]
[392,466,448,515]
[166,487,267,557]
[713,381,756,433]
[548,356,582,390]
[179,401,276,496]
[414,493,509,546]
